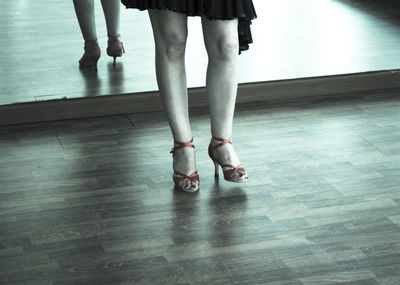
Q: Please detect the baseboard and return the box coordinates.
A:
[1,70,400,126]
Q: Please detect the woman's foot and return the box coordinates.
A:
[208,137,248,182]
[107,34,125,66]
[79,39,101,70]
[170,138,199,192]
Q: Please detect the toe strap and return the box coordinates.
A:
[173,171,199,186]
[222,164,246,180]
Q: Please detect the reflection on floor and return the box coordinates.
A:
[1,0,400,106]
[1,88,400,284]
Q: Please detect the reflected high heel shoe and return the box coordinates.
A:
[208,137,248,183]
[170,138,200,192]
[107,34,125,66]
[79,39,101,70]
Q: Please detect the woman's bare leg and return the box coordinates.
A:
[202,17,245,174]
[73,0,97,41]
[100,0,120,36]
[148,9,197,179]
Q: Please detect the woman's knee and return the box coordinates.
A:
[157,32,187,60]
[209,38,238,62]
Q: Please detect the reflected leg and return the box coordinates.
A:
[101,0,124,64]
[100,0,120,36]
[73,0,100,69]
[73,0,97,41]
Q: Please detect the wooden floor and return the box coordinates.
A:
[2,0,400,105]
[1,89,400,284]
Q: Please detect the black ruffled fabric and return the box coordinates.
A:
[121,0,257,53]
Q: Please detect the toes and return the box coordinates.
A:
[235,170,248,181]
[189,181,199,191]
[182,180,199,192]
[183,180,191,190]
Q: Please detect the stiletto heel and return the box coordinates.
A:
[79,39,101,71]
[208,137,248,183]
[170,138,200,192]
[107,34,125,66]
[214,161,219,178]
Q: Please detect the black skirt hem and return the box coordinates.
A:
[121,0,257,53]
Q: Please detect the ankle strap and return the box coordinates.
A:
[84,38,98,46]
[108,34,120,40]
[211,136,232,149]
[170,137,195,155]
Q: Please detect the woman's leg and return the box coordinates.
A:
[202,17,243,169]
[100,0,120,36]
[148,10,197,177]
[73,0,97,41]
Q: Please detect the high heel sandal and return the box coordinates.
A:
[107,34,125,66]
[208,137,248,183]
[170,138,200,192]
[79,39,101,70]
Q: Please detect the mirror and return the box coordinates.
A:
[1,0,400,107]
